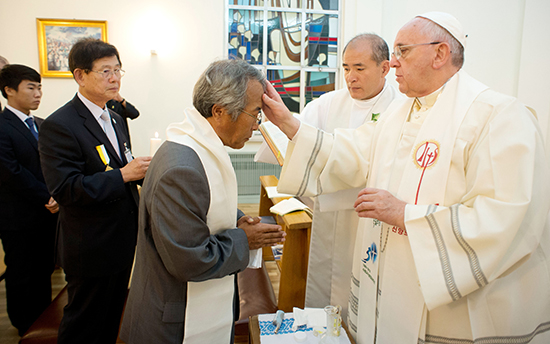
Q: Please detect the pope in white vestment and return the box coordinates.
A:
[262,12,550,344]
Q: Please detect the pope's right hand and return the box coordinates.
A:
[262,81,300,139]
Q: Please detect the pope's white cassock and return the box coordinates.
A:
[277,70,550,343]
[297,84,400,321]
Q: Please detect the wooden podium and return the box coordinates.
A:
[259,175,312,312]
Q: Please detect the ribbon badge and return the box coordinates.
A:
[95,144,111,169]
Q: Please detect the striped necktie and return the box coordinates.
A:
[100,110,121,158]
[24,117,39,140]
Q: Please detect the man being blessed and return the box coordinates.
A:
[120,59,285,344]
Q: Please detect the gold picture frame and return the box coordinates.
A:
[36,18,108,78]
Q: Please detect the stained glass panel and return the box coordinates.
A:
[305,13,338,67]
[228,10,263,64]
[307,0,338,10]
[227,0,339,112]
[267,11,301,66]
[229,0,264,5]
[305,71,335,105]
[268,0,302,9]
[267,69,301,113]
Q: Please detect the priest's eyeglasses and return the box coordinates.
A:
[392,42,441,59]
[89,68,126,78]
[242,109,262,124]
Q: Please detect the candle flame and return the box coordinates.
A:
[155,132,159,139]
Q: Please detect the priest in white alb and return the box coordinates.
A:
[262,12,550,344]
[257,33,400,321]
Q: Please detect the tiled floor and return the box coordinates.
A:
[0,204,280,343]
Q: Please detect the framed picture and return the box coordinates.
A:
[36,18,108,78]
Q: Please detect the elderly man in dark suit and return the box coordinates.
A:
[38,38,151,344]
[0,64,58,336]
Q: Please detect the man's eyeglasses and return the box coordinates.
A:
[88,68,126,78]
[392,42,441,59]
[242,109,262,124]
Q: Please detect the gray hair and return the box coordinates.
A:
[193,59,266,121]
[418,19,464,68]
[342,33,390,66]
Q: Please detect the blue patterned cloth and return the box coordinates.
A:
[259,318,312,336]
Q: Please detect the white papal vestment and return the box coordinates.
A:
[277,71,550,343]
[297,84,400,321]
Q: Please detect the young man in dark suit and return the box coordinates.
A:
[38,39,151,344]
[0,64,58,336]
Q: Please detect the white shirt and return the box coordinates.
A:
[77,92,109,129]
[5,104,36,131]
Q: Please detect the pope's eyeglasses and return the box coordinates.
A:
[392,42,441,59]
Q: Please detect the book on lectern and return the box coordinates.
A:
[269,197,313,217]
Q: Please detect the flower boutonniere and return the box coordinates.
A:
[371,113,380,122]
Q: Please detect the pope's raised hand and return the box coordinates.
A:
[262,81,300,139]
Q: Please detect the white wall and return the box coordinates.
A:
[344,0,529,95]
[0,0,227,157]
[1,0,548,156]
[518,0,550,157]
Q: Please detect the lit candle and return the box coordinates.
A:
[150,132,161,156]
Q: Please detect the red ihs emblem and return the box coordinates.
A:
[414,141,439,168]
[413,141,440,204]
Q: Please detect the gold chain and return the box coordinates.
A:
[379,224,390,253]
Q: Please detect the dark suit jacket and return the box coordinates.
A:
[0,108,56,231]
[39,94,139,278]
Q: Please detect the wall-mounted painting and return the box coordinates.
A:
[36,18,108,78]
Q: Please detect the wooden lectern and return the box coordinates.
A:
[259,175,312,312]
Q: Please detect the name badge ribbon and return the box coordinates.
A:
[95,144,113,171]
[123,142,134,163]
